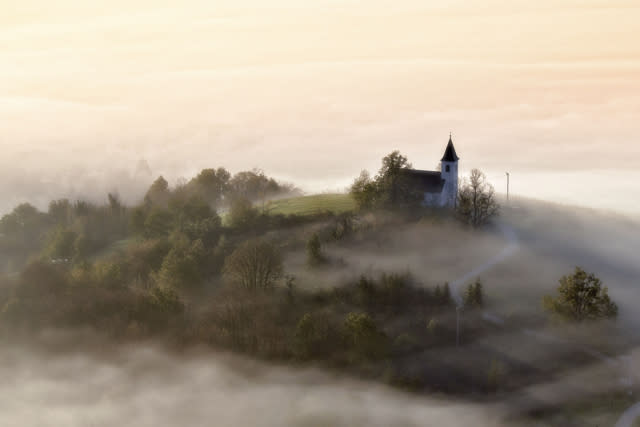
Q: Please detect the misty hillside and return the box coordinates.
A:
[0,162,638,427]
[4,1,640,426]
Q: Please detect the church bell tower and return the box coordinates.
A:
[440,134,460,208]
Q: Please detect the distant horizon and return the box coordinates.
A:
[2,0,639,216]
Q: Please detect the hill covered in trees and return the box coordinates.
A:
[0,154,635,425]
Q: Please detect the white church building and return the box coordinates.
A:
[403,135,459,208]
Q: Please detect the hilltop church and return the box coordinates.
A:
[404,135,460,208]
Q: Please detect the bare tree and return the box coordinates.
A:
[223,239,283,291]
[456,169,499,227]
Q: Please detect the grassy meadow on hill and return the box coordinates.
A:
[265,193,356,216]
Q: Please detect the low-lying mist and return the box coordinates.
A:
[0,198,638,426]
[285,198,640,329]
[0,335,505,427]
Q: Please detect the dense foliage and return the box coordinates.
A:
[350,151,423,210]
[0,163,620,398]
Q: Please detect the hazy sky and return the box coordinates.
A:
[1,0,639,214]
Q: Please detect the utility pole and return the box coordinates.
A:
[505,172,510,203]
[456,306,461,348]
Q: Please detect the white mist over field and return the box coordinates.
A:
[0,341,503,427]
[1,0,639,215]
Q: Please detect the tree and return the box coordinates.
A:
[442,282,452,305]
[73,233,91,260]
[148,286,184,314]
[343,312,387,360]
[350,151,422,210]
[306,233,326,266]
[228,197,259,229]
[130,206,148,236]
[350,170,377,210]
[48,199,72,227]
[189,168,230,206]
[375,151,414,206]
[144,176,170,207]
[157,237,206,290]
[294,312,332,359]
[223,239,283,291]
[228,169,280,205]
[0,203,47,246]
[94,260,125,289]
[463,279,484,309]
[456,169,499,227]
[543,267,618,322]
[44,228,77,260]
[107,193,124,217]
[143,208,173,239]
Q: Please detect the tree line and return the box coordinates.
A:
[0,168,298,272]
[350,150,499,227]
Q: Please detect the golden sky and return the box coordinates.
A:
[1,0,639,213]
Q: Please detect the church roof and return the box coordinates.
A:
[402,169,444,194]
[441,135,460,162]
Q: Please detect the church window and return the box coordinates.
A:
[445,165,450,172]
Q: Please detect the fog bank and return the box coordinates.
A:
[0,340,503,427]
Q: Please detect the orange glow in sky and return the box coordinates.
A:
[1,0,639,214]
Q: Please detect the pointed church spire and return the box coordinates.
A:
[441,134,460,162]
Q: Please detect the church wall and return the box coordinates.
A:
[422,191,445,207]
[440,161,458,208]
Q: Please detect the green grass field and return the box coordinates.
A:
[265,193,356,216]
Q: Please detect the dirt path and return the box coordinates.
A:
[449,221,519,306]
[448,219,638,426]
